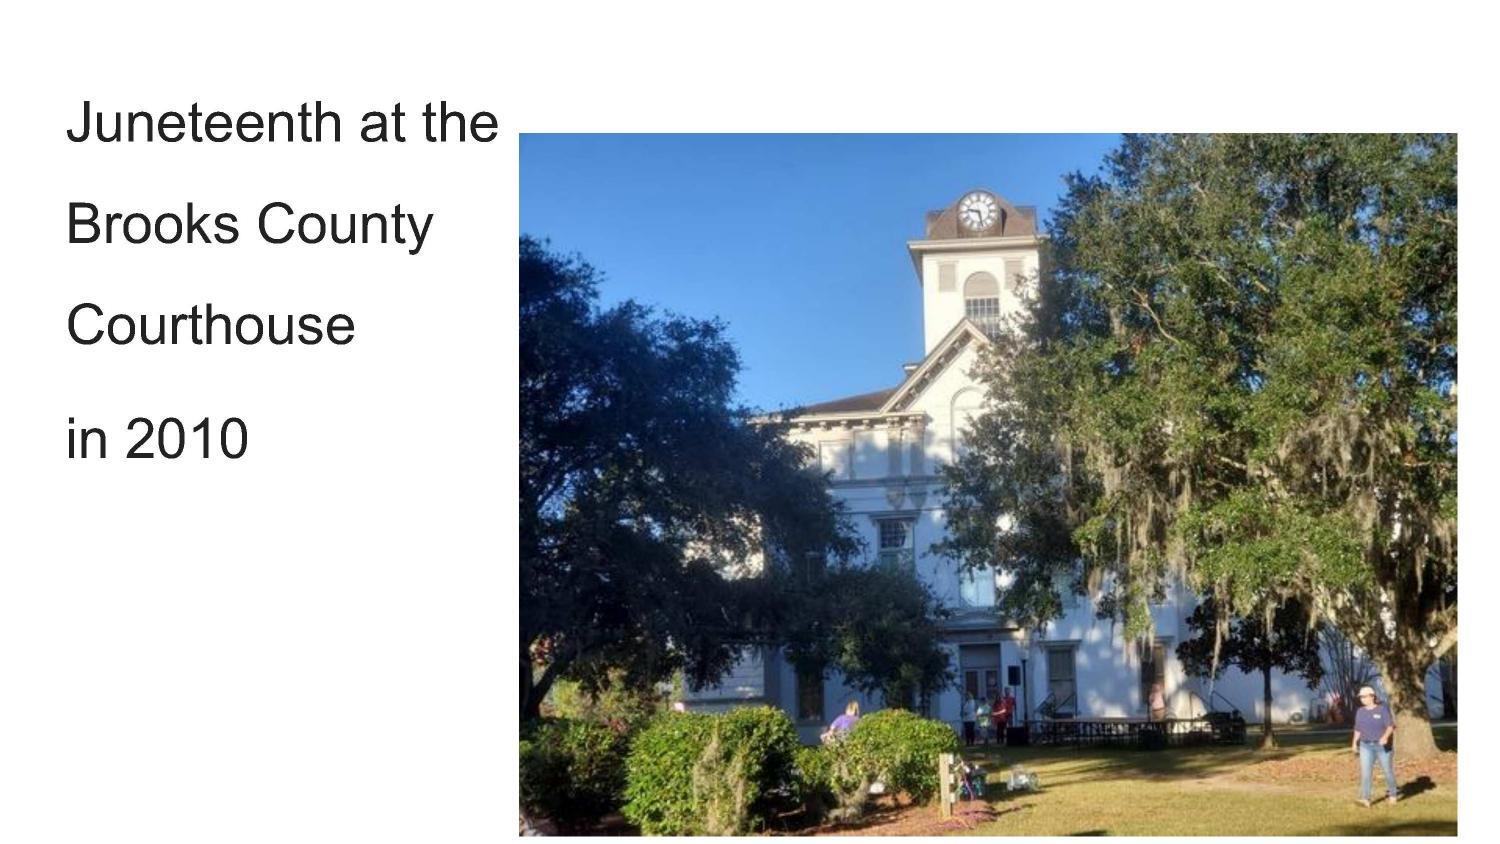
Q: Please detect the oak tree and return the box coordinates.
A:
[941,135,1455,756]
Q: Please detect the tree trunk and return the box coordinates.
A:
[522,654,542,722]
[1381,653,1441,759]
[1257,664,1278,750]
[522,642,572,723]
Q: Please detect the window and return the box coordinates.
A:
[964,296,1001,321]
[876,517,914,568]
[1046,647,1077,716]
[1054,570,1079,610]
[951,389,984,460]
[1139,640,1167,710]
[1004,257,1026,297]
[851,429,880,479]
[796,665,824,722]
[818,440,850,479]
[963,272,1002,337]
[959,565,997,607]
[796,551,826,582]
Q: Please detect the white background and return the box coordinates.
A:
[0,1,1495,841]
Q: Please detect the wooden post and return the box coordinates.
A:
[938,752,955,817]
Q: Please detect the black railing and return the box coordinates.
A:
[1023,715,1246,749]
[1036,690,1077,719]
[1207,690,1242,715]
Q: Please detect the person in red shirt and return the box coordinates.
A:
[994,688,1015,744]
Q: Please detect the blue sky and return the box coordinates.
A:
[521,134,1120,411]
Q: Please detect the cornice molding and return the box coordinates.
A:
[907,233,1047,280]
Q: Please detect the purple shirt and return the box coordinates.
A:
[1353,704,1394,743]
[829,713,859,733]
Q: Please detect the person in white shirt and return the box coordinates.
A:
[961,693,978,746]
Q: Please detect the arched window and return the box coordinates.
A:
[963,272,1001,335]
[950,387,984,460]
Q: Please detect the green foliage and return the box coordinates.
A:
[790,711,959,823]
[844,709,959,804]
[518,718,628,829]
[793,737,876,823]
[1177,490,1365,608]
[543,672,668,735]
[521,237,949,733]
[776,563,955,710]
[792,744,834,803]
[620,712,713,835]
[691,726,755,835]
[621,707,799,835]
[520,236,858,718]
[1177,597,1325,695]
[939,135,1456,747]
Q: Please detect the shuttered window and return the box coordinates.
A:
[1047,647,1077,715]
[938,262,956,292]
[1004,258,1025,295]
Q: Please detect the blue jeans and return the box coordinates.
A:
[1358,740,1398,800]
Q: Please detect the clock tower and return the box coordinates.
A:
[906,189,1045,354]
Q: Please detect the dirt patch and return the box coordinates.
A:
[1233,750,1457,787]
[781,797,996,836]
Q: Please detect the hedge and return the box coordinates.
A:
[621,706,799,835]
[518,717,628,829]
[844,709,959,804]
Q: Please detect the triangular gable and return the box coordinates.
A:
[879,318,993,413]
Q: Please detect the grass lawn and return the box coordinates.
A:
[946,724,1457,836]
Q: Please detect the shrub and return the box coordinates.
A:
[793,744,832,802]
[620,711,713,834]
[622,706,800,835]
[795,736,876,824]
[845,709,959,804]
[543,672,668,734]
[518,718,628,829]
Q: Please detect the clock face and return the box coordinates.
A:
[958,191,999,232]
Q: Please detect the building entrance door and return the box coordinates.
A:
[963,669,999,700]
[959,644,1001,702]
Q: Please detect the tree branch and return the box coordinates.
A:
[1133,290,1180,344]
[1430,621,1458,661]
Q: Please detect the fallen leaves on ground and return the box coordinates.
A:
[790,797,995,836]
[1234,750,1456,786]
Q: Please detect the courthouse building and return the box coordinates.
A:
[686,189,1445,743]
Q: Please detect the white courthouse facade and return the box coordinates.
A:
[687,190,1444,743]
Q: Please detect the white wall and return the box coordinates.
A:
[919,247,1039,354]
[747,234,1456,734]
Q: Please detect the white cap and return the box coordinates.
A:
[1357,686,1377,699]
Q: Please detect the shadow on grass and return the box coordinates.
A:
[1400,776,1438,800]
[963,721,1459,790]
[965,742,1258,787]
[1301,819,1457,836]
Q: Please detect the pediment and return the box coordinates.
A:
[879,319,992,413]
